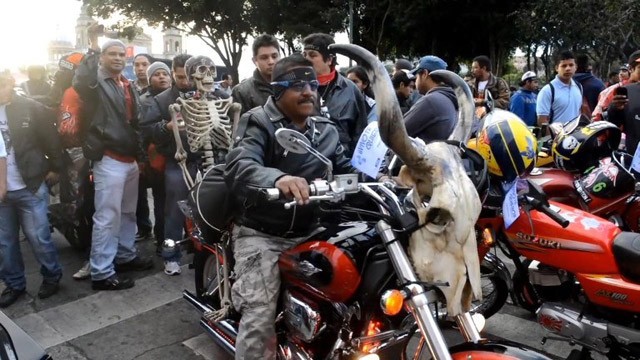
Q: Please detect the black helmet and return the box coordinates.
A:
[551,115,621,172]
[577,151,636,201]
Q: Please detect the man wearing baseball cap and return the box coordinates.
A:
[404,55,458,142]
[509,71,538,126]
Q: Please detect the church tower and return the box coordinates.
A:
[75,5,95,51]
[163,28,183,57]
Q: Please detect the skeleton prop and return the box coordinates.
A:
[168,56,240,189]
[167,56,240,322]
[331,44,482,316]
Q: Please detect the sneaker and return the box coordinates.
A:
[38,281,59,299]
[135,231,154,242]
[114,256,154,272]
[92,274,135,291]
[73,261,91,280]
[164,261,181,276]
[0,288,26,308]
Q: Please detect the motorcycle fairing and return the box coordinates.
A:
[577,273,640,313]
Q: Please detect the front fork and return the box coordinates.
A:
[375,220,481,360]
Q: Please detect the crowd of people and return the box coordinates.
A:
[2,23,640,359]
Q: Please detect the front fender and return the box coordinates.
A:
[450,339,552,359]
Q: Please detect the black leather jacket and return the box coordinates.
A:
[316,73,368,157]
[224,97,354,237]
[3,93,62,193]
[73,50,144,161]
[232,68,273,116]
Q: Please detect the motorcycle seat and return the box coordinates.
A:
[612,232,640,283]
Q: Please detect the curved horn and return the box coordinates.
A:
[329,43,427,169]
[429,70,475,143]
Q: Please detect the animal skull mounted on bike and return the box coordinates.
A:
[329,44,482,316]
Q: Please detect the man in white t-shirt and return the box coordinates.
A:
[468,55,511,110]
[0,71,63,308]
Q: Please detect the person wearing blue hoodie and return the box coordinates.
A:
[509,71,538,126]
[573,53,605,113]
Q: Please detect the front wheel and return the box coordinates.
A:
[468,263,509,319]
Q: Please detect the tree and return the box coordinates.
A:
[515,0,640,80]
[84,0,253,82]
[250,0,350,54]
[354,0,528,76]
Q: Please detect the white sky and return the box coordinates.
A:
[0,0,351,81]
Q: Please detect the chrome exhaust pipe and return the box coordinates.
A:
[200,318,236,355]
[184,290,238,356]
[183,290,214,313]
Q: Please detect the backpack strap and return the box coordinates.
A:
[549,83,555,123]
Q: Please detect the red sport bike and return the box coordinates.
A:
[477,178,640,359]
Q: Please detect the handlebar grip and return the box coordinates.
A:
[260,188,281,201]
[539,204,570,228]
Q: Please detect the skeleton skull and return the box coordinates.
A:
[186,56,216,93]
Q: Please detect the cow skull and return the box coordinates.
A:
[186,56,216,93]
[330,44,482,316]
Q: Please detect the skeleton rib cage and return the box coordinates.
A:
[169,96,239,189]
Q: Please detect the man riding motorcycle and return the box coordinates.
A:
[223,53,357,360]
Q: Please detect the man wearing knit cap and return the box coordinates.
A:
[302,33,367,156]
[140,62,171,116]
[73,23,153,291]
[136,61,171,259]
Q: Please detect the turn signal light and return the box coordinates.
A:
[380,289,404,316]
[482,228,494,247]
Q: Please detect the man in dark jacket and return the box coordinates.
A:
[0,71,63,307]
[468,55,510,109]
[302,33,368,156]
[609,51,640,154]
[140,54,193,262]
[573,53,605,113]
[224,54,354,360]
[232,34,280,116]
[392,71,412,114]
[404,55,458,143]
[73,25,152,291]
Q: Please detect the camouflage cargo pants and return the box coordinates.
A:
[231,225,307,360]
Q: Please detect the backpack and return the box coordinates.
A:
[549,80,591,122]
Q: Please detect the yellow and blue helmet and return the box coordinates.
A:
[475,109,537,182]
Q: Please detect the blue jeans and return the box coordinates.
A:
[0,183,62,290]
[90,156,139,280]
[162,160,194,262]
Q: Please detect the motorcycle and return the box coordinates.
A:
[525,150,640,233]
[173,124,554,359]
[48,147,94,250]
[0,309,51,360]
[476,177,640,359]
